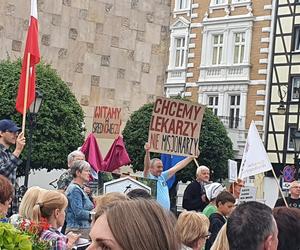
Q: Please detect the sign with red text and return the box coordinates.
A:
[92,106,122,139]
[148,97,205,157]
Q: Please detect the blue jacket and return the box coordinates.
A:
[65,183,94,229]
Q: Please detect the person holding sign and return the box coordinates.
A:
[144,142,194,210]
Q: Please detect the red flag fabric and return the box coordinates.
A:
[16,0,40,114]
[104,136,131,172]
[81,133,104,172]
[80,133,131,174]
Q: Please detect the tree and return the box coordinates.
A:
[0,60,85,175]
[122,102,233,182]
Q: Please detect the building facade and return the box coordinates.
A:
[166,0,274,159]
[0,0,171,152]
[265,0,300,175]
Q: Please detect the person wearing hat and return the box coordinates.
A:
[202,182,225,219]
[0,119,25,186]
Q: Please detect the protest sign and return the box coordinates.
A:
[148,97,205,157]
[239,186,257,203]
[92,106,122,139]
[228,159,238,183]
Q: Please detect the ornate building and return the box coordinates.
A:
[166,0,274,159]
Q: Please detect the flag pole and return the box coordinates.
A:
[193,158,200,168]
[270,168,288,207]
[21,52,31,134]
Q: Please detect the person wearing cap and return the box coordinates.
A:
[182,165,210,212]
[275,181,300,209]
[202,182,225,219]
[0,119,25,186]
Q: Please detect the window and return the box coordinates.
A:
[176,0,189,9]
[288,125,297,150]
[214,0,226,4]
[233,33,245,64]
[174,37,186,68]
[229,95,240,128]
[207,96,219,115]
[212,34,223,65]
[294,27,300,51]
[291,77,300,101]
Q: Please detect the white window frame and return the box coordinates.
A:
[294,26,300,51]
[174,37,186,68]
[175,0,190,11]
[231,0,251,4]
[200,20,252,69]
[212,34,224,65]
[228,95,240,129]
[207,96,219,115]
[210,0,228,7]
[288,125,297,150]
[233,32,246,64]
[291,77,300,101]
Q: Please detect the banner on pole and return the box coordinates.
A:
[239,121,272,179]
[148,97,205,157]
[92,106,122,139]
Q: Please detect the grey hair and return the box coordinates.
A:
[70,160,91,178]
[150,158,162,168]
[196,165,209,176]
[67,150,85,164]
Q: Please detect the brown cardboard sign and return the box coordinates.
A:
[148,97,205,157]
[92,106,122,139]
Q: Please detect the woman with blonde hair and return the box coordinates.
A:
[175,211,210,250]
[88,199,179,250]
[32,190,79,250]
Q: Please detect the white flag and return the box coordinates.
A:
[239,121,272,179]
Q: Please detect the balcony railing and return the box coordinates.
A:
[218,115,244,129]
[166,68,186,85]
[199,64,250,82]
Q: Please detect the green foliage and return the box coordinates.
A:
[122,103,233,182]
[0,223,32,250]
[122,103,159,172]
[0,60,85,174]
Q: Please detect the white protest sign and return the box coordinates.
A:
[239,121,272,179]
[239,186,257,203]
[228,159,238,183]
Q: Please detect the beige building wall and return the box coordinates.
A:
[0,0,171,153]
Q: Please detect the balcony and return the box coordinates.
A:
[166,68,186,86]
[218,115,246,130]
[199,64,250,82]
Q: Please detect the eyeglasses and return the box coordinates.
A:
[201,232,211,239]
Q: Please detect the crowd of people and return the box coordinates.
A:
[0,119,300,250]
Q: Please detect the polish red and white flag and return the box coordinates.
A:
[16,0,40,114]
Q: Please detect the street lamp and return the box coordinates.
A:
[292,130,300,181]
[277,100,286,115]
[24,90,43,188]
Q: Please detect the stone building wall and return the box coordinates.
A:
[0,0,171,140]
